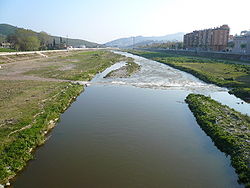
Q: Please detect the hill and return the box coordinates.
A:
[0,24,18,36]
[105,32,185,48]
[51,36,100,48]
[0,24,100,48]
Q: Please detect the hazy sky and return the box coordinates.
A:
[0,0,249,44]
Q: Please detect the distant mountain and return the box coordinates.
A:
[0,24,101,48]
[105,32,185,48]
[125,40,168,48]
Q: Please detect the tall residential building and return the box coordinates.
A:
[183,25,230,51]
[232,30,250,54]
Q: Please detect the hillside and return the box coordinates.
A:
[52,36,100,48]
[0,24,18,36]
[105,32,185,48]
[0,24,100,48]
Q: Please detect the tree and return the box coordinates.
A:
[240,43,247,49]
[7,28,41,51]
[240,43,247,54]
[38,32,50,50]
[21,36,40,51]
[53,38,56,47]
[0,35,5,43]
[177,42,183,49]
[228,41,235,48]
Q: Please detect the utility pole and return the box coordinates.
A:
[66,35,69,47]
[132,37,135,49]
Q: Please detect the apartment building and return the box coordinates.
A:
[183,25,230,51]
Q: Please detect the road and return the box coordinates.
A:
[0,47,118,56]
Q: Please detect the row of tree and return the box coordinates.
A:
[7,28,65,51]
[140,41,184,49]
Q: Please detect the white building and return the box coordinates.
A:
[232,30,250,54]
[0,42,11,48]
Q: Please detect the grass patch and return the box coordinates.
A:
[104,60,140,78]
[230,88,250,102]
[0,48,17,52]
[126,61,141,76]
[0,80,83,184]
[186,94,250,187]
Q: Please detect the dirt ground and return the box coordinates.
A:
[0,50,90,82]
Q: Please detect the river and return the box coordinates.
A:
[12,52,249,188]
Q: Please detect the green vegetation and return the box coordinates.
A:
[185,94,250,187]
[140,41,183,49]
[0,23,100,51]
[241,44,247,50]
[126,61,141,76]
[0,24,17,37]
[230,88,250,101]
[0,50,126,184]
[52,35,101,48]
[0,81,83,184]
[0,35,5,44]
[129,50,250,102]
[0,48,17,52]
[104,59,141,78]
[7,28,50,51]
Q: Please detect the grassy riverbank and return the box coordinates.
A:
[128,50,250,102]
[0,81,83,184]
[185,94,250,187]
[104,60,141,78]
[0,50,128,185]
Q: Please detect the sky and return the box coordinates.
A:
[0,0,249,44]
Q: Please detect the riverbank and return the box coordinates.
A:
[0,50,130,186]
[104,61,141,78]
[0,81,83,185]
[185,94,250,187]
[128,50,250,102]
[137,48,250,62]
